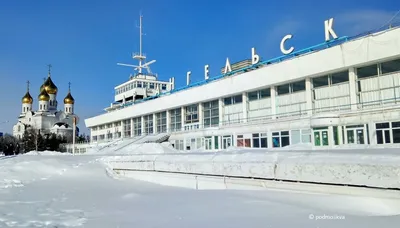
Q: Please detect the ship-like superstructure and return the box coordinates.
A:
[105,15,173,112]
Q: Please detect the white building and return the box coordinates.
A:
[84,18,400,151]
[13,69,79,140]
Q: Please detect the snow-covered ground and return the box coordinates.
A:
[102,143,400,189]
[0,147,400,227]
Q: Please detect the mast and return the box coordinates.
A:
[117,13,156,77]
[139,15,143,73]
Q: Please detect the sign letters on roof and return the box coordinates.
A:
[185,18,338,80]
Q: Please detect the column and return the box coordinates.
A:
[219,98,224,126]
[242,92,248,123]
[349,67,358,111]
[121,120,125,138]
[328,126,334,146]
[130,118,134,138]
[363,124,368,145]
[141,116,145,135]
[337,125,343,145]
[181,107,185,131]
[271,86,277,119]
[198,103,203,128]
[166,110,171,133]
[153,114,157,134]
[305,77,313,115]
[368,122,376,145]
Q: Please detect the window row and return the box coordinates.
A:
[115,81,168,95]
[357,58,400,79]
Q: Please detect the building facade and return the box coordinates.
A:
[13,70,79,140]
[85,25,400,151]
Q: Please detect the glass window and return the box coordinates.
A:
[381,59,400,74]
[252,133,267,148]
[203,100,219,128]
[277,84,290,95]
[357,65,378,79]
[248,91,258,101]
[185,105,199,124]
[260,89,270,98]
[331,71,348,84]
[313,76,329,88]
[292,80,305,92]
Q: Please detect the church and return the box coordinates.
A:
[12,67,79,140]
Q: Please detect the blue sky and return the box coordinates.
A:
[0,0,398,134]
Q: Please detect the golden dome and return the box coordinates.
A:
[64,92,75,104]
[22,91,33,104]
[41,76,58,95]
[38,88,50,101]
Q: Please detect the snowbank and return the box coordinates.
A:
[107,145,400,189]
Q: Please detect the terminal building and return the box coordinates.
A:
[84,18,400,151]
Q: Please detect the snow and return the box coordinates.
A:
[104,143,400,189]
[0,144,400,227]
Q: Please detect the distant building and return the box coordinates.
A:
[12,67,79,140]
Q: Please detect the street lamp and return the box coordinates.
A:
[66,116,79,155]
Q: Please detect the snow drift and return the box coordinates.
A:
[106,144,400,189]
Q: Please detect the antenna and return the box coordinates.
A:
[117,13,156,76]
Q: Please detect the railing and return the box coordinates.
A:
[87,96,400,145]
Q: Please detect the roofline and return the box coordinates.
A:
[87,23,400,120]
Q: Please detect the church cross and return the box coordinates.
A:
[27,80,30,92]
[68,82,71,91]
[47,64,52,75]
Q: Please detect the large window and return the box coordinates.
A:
[133,117,141,136]
[381,59,400,74]
[224,95,242,105]
[312,71,348,88]
[123,119,131,138]
[170,108,182,132]
[291,129,311,144]
[376,121,400,144]
[252,133,267,148]
[277,80,305,95]
[144,114,153,134]
[272,131,290,147]
[237,135,251,147]
[156,112,167,133]
[248,88,270,101]
[203,100,219,128]
[185,104,198,123]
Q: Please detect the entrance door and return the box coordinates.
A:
[222,136,232,149]
[205,137,212,150]
[345,125,365,144]
[314,129,329,146]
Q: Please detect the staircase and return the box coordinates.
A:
[133,133,170,144]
